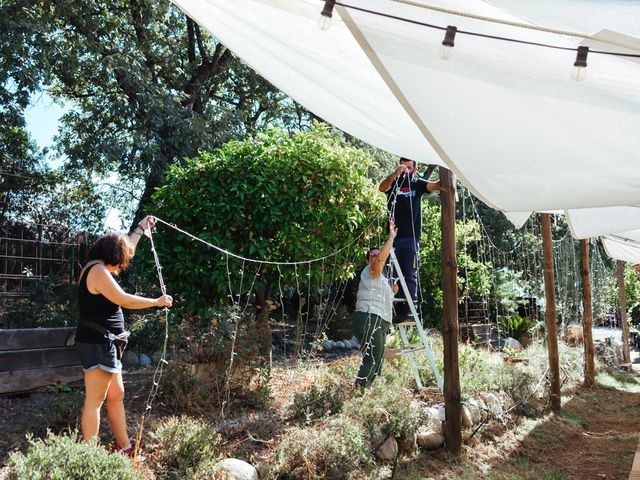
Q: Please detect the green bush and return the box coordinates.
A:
[149,416,221,479]
[8,431,142,480]
[342,381,422,450]
[288,373,355,423]
[273,416,373,480]
[498,315,532,341]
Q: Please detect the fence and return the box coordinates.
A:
[0,221,89,329]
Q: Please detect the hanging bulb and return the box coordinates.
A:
[439,25,457,60]
[318,0,335,31]
[570,46,589,82]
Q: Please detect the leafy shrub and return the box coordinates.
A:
[342,381,422,450]
[8,431,142,480]
[498,315,532,341]
[273,416,373,479]
[149,416,221,479]
[44,387,84,432]
[288,373,355,423]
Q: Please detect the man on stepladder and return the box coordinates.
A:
[379,158,440,322]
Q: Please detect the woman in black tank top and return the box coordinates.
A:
[75,215,173,455]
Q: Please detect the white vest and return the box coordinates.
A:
[355,265,393,323]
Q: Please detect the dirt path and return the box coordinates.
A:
[397,374,640,480]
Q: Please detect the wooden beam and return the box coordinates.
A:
[0,347,80,372]
[580,239,595,388]
[441,167,461,454]
[0,327,76,351]
[0,365,83,394]
[617,260,631,364]
[540,213,561,411]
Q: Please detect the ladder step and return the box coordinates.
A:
[393,298,408,303]
[400,345,426,355]
[396,321,416,327]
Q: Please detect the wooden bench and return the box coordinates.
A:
[0,327,82,394]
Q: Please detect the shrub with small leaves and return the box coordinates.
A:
[342,381,422,450]
[288,374,355,423]
[8,431,142,480]
[150,415,221,479]
[273,416,373,480]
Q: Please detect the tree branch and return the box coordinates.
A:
[194,24,209,63]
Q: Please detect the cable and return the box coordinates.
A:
[334,1,640,58]
[154,214,382,266]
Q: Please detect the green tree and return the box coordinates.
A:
[151,125,383,361]
[0,0,311,229]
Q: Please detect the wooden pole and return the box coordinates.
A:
[580,239,595,387]
[441,167,461,454]
[617,260,631,364]
[540,213,561,411]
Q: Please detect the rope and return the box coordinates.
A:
[154,215,381,266]
[134,227,170,459]
[390,0,589,38]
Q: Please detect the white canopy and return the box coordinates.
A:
[602,234,640,265]
[171,0,640,247]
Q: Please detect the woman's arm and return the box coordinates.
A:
[127,215,156,251]
[88,265,172,309]
[370,221,398,279]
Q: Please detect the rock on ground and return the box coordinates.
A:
[214,458,259,480]
[417,428,444,450]
[374,435,398,461]
[122,351,139,368]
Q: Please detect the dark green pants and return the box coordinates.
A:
[351,311,389,385]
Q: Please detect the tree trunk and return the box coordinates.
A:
[440,167,461,455]
[617,260,631,364]
[580,239,595,387]
[255,285,273,367]
[541,213,561,411]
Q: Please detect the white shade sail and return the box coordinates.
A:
[566,206,640,239]
[171,0,443,165]
[170,0,640,238]
[602,235,640,264]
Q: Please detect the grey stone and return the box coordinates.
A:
[467,399,482,425]
[214,458,259,480]
[334,341,346,349]
[481,392,502,415]
[139,353,152,367]
[342,340,352,349]
[122,351,139,368]
[461,405,473,428]
[503,337,522,350]
[322,340,334,351]
[374,435,398,461]
[416,428,444,450]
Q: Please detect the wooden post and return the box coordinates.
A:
[580,239,595,387]
[540,213,561,411]
[617,260,631,364]
[441,167,461,454]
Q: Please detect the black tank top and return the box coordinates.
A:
[75,263,125,343]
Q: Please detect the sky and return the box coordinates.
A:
[25,91,122,230]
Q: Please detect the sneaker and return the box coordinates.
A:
[114,440,136,457]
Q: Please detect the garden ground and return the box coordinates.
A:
[1,344,640,479]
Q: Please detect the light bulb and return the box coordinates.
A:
[570,66,587,82]
[317,14,332,31]
[438,44,453,60]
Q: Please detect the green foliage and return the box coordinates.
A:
[418,202,491,327]
[288,373,356,423]
[498,315,533,341]
[1,0,313,223]
[151,124,383,313]
[273,416,373,480]
[150,416,222,479]
[342,381,422,448]
[8,432,142,480]
[624,266,640,322]
[43,387,84,432]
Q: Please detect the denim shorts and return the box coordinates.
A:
[75,341,122,374]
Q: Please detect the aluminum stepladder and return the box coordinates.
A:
[389,248,444,391]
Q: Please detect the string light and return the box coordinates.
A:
[322,1,640,78]
[318,0,336,31]
[439,25,457,60]
[571,46,589,82]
